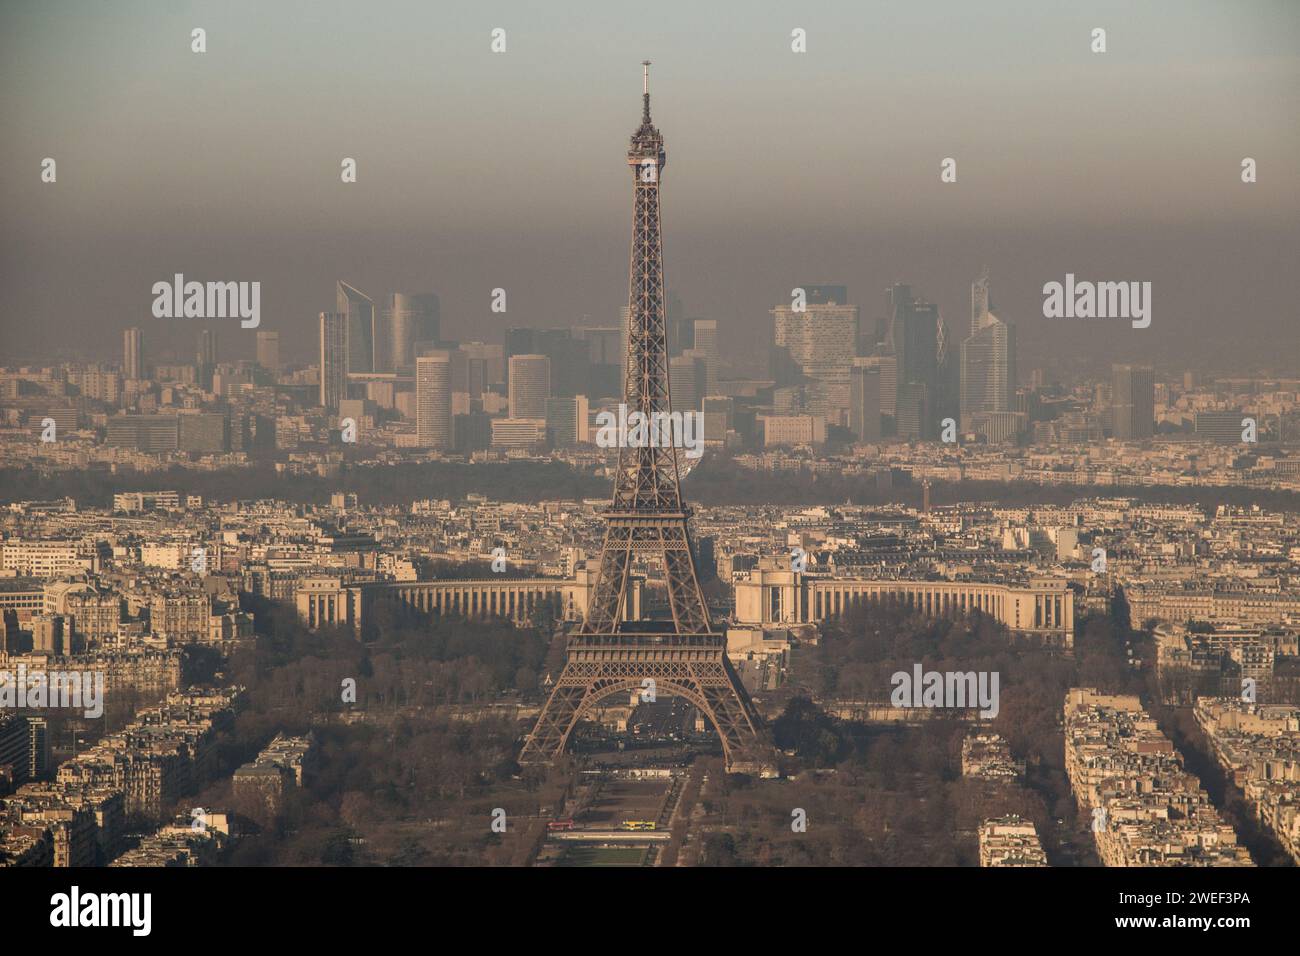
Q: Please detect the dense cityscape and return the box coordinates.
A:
[3,0,1295,941]
[5,247,1300,872]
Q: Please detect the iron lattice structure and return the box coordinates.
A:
[519,66,771,774]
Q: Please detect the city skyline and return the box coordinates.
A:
[2,1,1298,373]
[3,0,1299,912]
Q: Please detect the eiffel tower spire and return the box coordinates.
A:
[519,66,772,774]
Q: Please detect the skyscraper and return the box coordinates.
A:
[960,270,1016,431]
[196,329,218,390]
[770,286,859,426]
[891,291,937,393]
[451,341,500,399]
[702,395,734,446]
[850,359,882,441]
[507,354,550,419]
[970,266,991,339]
[667,290,692,356]
[889,286,942,439]
[337,281,375,375]
[857,353,897,419]
[1112,364,1155,439]
[546,395,589,447]
[669,353,704,413]
[503,327,536,385]
[123,327,143,381]
[579,326,623,398]
[692,319,719,396]
[256,331,280,373]
[415,352,452,449]
[896,381,931,441]
[382,292,440,373]
[319,312,348,411]
[535,329,589,397]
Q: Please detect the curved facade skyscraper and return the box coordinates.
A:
[382,292,440,373]
[415,351,452,449]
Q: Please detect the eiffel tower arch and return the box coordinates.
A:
[519,63,773,775]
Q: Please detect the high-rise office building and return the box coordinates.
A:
[891,291,938,394]
[450,341,500,399]
[503,328,536,384]
[416,352,452,449]
[896,382,931,441]
[123,328,144,381]
[1112,364,1155,439]
[197,329,218,367]
[669,353,704,413]
[885,282,912,340]
[702,395,734,446]
[888,285,944,438]
[770,286,859,426]
[850,359,882,442]
[692,319,719,395]
[337,281,375,375]
[508,354,551,419]
[196,329,218,390]
[546,395,589,447]
[961,317,1015,425]
[256,331,280,373]
[935,311,960,426]
[453,412,492,453]
[667,290,692,356]
[970,266,991,339]
[579,326,623,398]
[582,326,623,366]
[960,271,1016,431]
[319,312,348,410]
[856,354,897,419]
[536,329,589,397]
[507,328,588,396]
[382,292,440,373]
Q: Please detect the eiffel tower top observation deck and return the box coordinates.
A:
[629,60,665,167]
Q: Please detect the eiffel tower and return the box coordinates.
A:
[519,63,771,774]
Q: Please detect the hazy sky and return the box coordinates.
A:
[2,0,1298,376]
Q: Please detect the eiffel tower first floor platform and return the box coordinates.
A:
[518,629,777,775]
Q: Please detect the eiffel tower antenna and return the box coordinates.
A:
[519,65,772,774]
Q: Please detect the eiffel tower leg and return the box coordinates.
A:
[692,658,770,771]
[661,525,710,634]
[520,658,773,774]
[583,526,633,634]
[518,681,586,766]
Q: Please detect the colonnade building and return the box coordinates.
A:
[296,566,642,634]
[733,561,1074,647]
